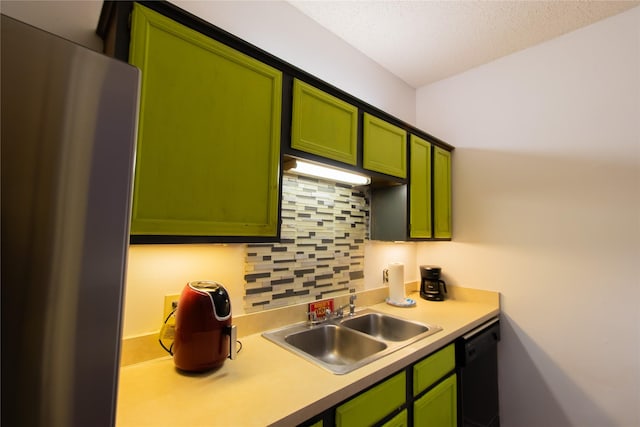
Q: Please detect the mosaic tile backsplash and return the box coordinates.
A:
[243,173,369,312]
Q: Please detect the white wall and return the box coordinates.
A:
[0,1,103,51]
[173,0,416,124]
[0,0,415,123]
[416,7,640,427]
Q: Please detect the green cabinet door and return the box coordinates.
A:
[382,409,408,427]
[409,135,432,238]
[129,4,282,237]
[434,147,452,239]
[414,374,457,427]
[363,113,407,178]
[413,344,455,396]
[292,79,358,165]
[336,372,406,427]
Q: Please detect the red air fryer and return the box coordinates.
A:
[173,281,236,372]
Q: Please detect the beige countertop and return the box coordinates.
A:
[116,287,499,426]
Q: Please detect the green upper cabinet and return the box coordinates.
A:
[408,135,453,241]
[409,135,432,238]
[363,113,407,178]
[129,4,282,238]
[434,146,452,239]
[291,79,358,165]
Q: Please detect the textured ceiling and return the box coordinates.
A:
[289,1,639,88]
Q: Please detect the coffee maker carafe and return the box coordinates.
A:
[420,265,447,301]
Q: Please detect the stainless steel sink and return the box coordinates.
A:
[262,309,442,374]
[285,324,387,368]
[340,312,429,341]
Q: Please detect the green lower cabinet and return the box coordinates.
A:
[363,113,407,178]
[335,372,406,427]
[433,147,452,239]
[412,344,456,427]
[413,344,455,396]
[291,79,358,165]
[303,344,457,427]
[129,4,282,238]
[382,409,408,427]
[413,374,457,427]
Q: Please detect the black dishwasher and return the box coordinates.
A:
[456,318,500,427]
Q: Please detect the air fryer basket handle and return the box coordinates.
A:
[226,325,237,360]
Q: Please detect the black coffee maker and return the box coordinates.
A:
[420,265,447,301]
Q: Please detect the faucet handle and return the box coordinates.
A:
[348,294,357,315]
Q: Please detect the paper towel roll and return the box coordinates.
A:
[387,262,405,303]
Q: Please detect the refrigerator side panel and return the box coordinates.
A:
[1,15,139,427]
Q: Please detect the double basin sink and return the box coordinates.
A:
[263,309,442,374]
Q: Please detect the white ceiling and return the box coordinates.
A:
[289,1,639,88]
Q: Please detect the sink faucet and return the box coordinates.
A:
[335,305,348,318]
[335,294,357,318]
[306,307,333,325]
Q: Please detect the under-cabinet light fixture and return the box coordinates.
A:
[287,159,371,186]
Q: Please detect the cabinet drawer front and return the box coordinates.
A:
[336,372,406,427]
[433,146,452,239]
[363,113,407,178]
[292,79,358,165]
[413,374,457,427]
[129,4,282,237]
[413,344,455,396]
[409,134,432,238]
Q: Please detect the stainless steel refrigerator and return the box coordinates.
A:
[1,15,140,427]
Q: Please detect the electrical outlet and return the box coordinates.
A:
[163,294,180,321]
[161,322,176,341]
[159,294,180,351]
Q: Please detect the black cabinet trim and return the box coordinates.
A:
[130,235,281,245]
